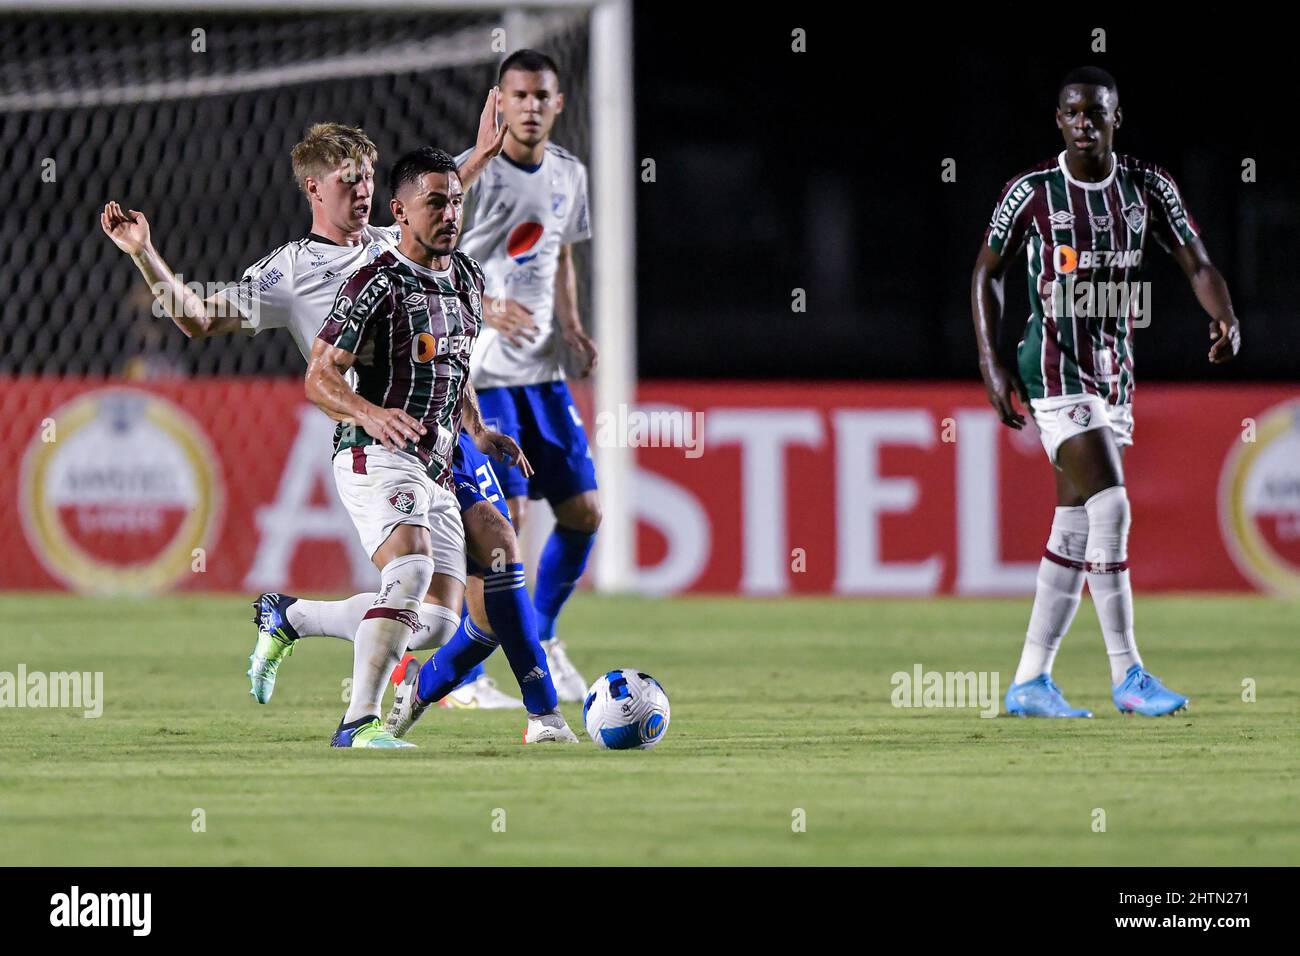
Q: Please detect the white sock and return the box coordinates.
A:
[286,595,457,650]
[343,554,435,723]
[1014,506,1089,684]
[1083,486,1143,684]
[406,603,462,651]
[285,594,376,642]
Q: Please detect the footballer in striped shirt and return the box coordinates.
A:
[971,66,1241,718]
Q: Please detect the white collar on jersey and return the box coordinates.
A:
[1057,150,1117,191]
[391,246,452,279]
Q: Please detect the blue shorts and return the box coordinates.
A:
[452,432,510,521]
[476,381,599,506]
[453,433,512,578]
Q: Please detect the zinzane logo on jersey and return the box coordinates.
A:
[988,179,1034,240]
[412,332,473,364]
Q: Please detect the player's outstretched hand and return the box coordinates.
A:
[477,429,534,478]
[100,201,150,256]
[483,296,539,346]
[1208,316,1241,364]
[476,86,509,160]
[562,326,598,377]
[982,363,1027,430]
[363,407,427,452]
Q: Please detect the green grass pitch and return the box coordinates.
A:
[1,593,1296,865]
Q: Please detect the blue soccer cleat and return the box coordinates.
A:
[1004,674,1093,718]
[1112,665,1189,716]
[248,592,302,704]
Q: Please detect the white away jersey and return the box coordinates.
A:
[216,224,401,361]
[454,142,591,389]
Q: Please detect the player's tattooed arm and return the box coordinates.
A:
[971,243,1029,429]
[555,243,598,376]
[305,339,427,453]
[461,382,534,477]
[456,86,509,192]
[99,202,243,338]
[1169,238,1241,364]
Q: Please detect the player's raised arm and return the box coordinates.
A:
[1168,238,1242,364]
[971,243,1028,429]
[305,338,425,452]
[455,86,509,192]
[100,201,244,339]
[555,243,597,376]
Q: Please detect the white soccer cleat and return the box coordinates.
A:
[385,657,431,739]
[543,639,587,703]
[438,674,525,710]
[523,710,580,744]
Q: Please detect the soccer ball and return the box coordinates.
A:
[582,669,671,750]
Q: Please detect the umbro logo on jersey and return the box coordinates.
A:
[1048,210,1075,229]
[1122,202,1147,233]
[403,292,428,309]
[388,490,417,515]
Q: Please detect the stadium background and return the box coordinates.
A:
[1,4,1297,598]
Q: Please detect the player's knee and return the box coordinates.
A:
[465,503,520,567]
[382,553,436,607]
[1084,485,1131,546]
[557,498,601,535]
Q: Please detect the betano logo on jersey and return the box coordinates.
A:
[1053,245,1143,274]
[20,389,221,594]
[506,221,545,264]
[1219,400,1300,595]
[412,332,474,364]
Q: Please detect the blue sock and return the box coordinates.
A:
[484,563,557,715]
[417,616,497,704]
[534,526,595,642]
[449,607,488,691]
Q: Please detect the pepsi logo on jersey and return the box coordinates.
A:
[506,221,544,264]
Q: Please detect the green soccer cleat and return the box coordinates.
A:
[247,593,301,704]
[331,716,416,749]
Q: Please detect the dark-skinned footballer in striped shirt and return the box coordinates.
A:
[971,66,1241,718]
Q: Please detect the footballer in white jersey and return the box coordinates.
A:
[448,49,602,703]
[454,141,590,389]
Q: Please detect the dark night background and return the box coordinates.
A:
[633,7,1299,383]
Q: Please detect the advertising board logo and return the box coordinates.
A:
[1219,400,1300,594]
[20,389,222,594]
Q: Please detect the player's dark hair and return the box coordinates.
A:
[1060,66,1118,100]
[499,48,561,84]
[388,146,459,198]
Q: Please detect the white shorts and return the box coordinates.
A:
[1030,394,1133,466]
[333,445,467,582]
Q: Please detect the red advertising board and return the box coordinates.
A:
[1,377,1296,596]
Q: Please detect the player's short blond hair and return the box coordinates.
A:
[290,122,378,193]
